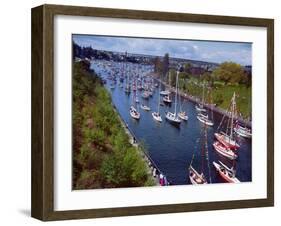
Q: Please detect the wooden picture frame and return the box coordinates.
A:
[31,4,274,221]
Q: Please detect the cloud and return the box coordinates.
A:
[73,35,252,65]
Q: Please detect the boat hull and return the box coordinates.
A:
[214,133,240,150]
[152,112,162,122]
[213,141,237,160]
[213,162,240,183]
[197,115,214,126]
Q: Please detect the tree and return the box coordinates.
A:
[154,56,162,74]
[212,62,244,84]
[184,63,191,73]
[163,53,169,76]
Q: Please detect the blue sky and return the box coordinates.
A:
[73,34,252,65]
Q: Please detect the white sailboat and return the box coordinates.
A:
[130,106,140,120]
[152,79,163,122]
[165,71,181,125]
[130,89,140,120]
[141,104,150,111]
[177,80,188,121]
[160,72,171,96]
[163,95,172,104]
[195,82,207,112]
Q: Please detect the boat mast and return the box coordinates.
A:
[202,82,205,105]
[157,82,160,113]
[174,71,179,115]
[230,92,236,139]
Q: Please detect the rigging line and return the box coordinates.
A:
[204,124,212,183]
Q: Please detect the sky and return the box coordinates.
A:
[73,34,252,65]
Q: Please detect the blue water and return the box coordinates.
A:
[90,60,252,185]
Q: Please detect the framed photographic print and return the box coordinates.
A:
[31,4,274,221]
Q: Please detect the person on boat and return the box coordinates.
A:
[159,173,165,186]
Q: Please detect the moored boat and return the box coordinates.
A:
[152,112,162,122]
[166,112,181,125]
[213,141,237,160]
[163,95,172,103]
[197,113,214,126]
[130,106,140,120]
[213,161,240,183]
[215,92,240,150]
[160,90,170,96]
[141,104,150,111]
[215,132,240,150]
[178,111,188,121]
[165,71,181,126]
[189,166,207,185]
[234,124,252,138]
[195,104,206,112]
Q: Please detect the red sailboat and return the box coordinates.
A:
[213,161,240,183]
[214,92,240,150]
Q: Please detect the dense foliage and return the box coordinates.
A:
[73,61,155,189]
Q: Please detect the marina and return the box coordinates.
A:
[91,60,252,185]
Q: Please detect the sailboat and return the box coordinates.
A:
[234,124,252,138]
[196,86,214,126]
[197,114,214,126]
[163,94,172,104]
[195,82,207,112]
[141,104,150,111]
[213,161,240,183]
[160,72,171,96]
[130,90,140,120]
[152,79,163,122]
[124,53,131,94]
[188,124,211,185]
[189,165,207,185]
[176,80,188,121]
[213,141,237,160]
[165,71,181,125]
[215,92,240,150]
[234,95,252,138]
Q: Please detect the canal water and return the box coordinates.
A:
[90,60,252,185]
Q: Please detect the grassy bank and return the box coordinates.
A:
[178,77,251,118]
[73,60,155,189]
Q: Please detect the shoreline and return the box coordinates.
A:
[153,76,252,128]
[112,103,170,186]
